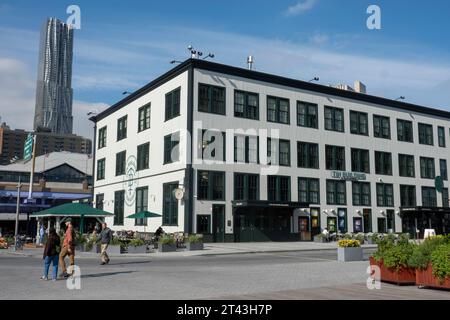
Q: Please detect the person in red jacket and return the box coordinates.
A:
[59,219,75,278]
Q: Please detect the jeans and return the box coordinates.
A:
[43,255,59,280]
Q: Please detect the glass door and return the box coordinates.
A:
[363,209,372,233]
[212,204,225,242]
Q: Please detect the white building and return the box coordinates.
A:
[91,59,450,242]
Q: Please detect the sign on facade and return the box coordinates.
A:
[23,133,34,162]
[331,171,367,181]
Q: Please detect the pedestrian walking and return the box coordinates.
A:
[39,224,45,245]
[41,228,60,281]
[59,219,75,278]
[99,223,112,265]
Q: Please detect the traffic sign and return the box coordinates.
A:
[23,133,34,162]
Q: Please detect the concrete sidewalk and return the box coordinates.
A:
[0,241,377,258]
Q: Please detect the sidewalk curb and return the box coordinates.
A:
[0,246,378,259]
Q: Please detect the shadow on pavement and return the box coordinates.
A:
[81,271,135,279]
[108,260,153,266]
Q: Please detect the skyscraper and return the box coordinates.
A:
[34,18,74,134]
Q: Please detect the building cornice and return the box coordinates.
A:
[91,58,450,123]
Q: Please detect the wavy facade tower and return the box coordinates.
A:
[34,18,74,134]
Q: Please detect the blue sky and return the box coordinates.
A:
[0,0,449,136]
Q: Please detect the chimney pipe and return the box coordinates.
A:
[247,56,254,70]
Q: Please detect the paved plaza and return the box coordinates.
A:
[0,245,448,300]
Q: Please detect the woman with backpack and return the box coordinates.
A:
[41,228,60,281]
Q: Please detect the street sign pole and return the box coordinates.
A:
[14,177,23,251]
[27,134,37,200]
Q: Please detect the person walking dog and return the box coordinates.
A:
[41,228,60,281]
[59,219,75,278]
[99,223,112,265]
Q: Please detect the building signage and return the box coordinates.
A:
[331,171,366,181]
[23,133,34,162]
[123,156,139,207]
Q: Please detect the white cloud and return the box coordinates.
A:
[72,100,109,139]
[0,57,35,130]
[285,0,318,16]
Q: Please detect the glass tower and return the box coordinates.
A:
[34,18,74,134]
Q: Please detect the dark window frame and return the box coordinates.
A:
[165,87,181,121]
[326,180,347,205]
[234,90,259,120]
[397,119,414,143]
[373,115,391,139]
[117,116,128,141]
[138,103,151,132]
[234,173,260,201]
[325,145,346,171]
[268,175,291,202]
[164,132,180,164]
[376,183,394,207]
[163,182,179,226]
[398,154,415,178]
[418,123,434,146]
[350,110,369,136]
[298,177,320,204]
[137,142,150,171]
[115,151,126,176]
[197,171,226,201]
[352,181,371,206]
[97,158,106,181]
[324,106,345,133]
[198,83,226,115]
[297,101,318,129]
[351,148,370,174]
[267,96,290,125]
[297,141,319,169]
[375,151,393,176]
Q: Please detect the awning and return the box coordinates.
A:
[400,207,450,214]
[0,190,92,200]
[30,203,114,218]
[232,200,309,210]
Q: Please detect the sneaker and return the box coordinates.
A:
[60,272,70,279]
[100,262,106,265]
[52,279,57,282]
[40,276,48,281]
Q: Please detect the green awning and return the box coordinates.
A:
[30,203,114,218]
[126,211,162,219]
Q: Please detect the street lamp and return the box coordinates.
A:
[308,77,320,83]
[14,177,23,251]
[395,96,406,101]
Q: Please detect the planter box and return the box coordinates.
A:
[158,243,176,252]
[416,265,450,290]
[369,257,416,285]
[186,242,204,251]
[127,245,147,254]
[367,239,376,245]
[106,245,122,255]
[314,236,327,243]
[75,244,100,253]
[338,247,363,262]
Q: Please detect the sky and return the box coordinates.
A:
[0,0,450,138]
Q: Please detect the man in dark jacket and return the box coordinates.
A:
[99,223,112,265]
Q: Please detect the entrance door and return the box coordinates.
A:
[363,209,372,233]
[353,217,363,233]
[377,218,387,233]
[327,217,337,233]
[310,208,321,236]
[298,216,311,241]
[212,204,225,243]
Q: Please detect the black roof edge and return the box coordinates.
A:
[91,58,450,123]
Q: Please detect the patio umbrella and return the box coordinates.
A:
[126,211,162,233]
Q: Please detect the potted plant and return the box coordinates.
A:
[185,234,204,251]
[366,233,379,245]
[107,237,123,255]
[354,233,365,245]
[127,238,147,254]
[75,234,87,252]
[84,234,100,253]
[313,233,327,243]
[337,240,363,262]
[158,234,176,252]
[410,236,450,289]
[370,237,416,285]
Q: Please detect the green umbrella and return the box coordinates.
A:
[126,211,162,233]
[31,203,114,234]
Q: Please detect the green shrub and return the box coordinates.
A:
[372,235,396,262]
[186,234,203,244]
[382,243,415,272]
[110,237,123,247]
[85,234,98,251]
[129,238,145,247]
[159,234,175,245]
[408,236,447,270]
[397,233,410,245]
[430,244,450,282]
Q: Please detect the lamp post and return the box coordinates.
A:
[14,177,23,251]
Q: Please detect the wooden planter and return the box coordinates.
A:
[369,257,416,285]
[416,265,450,290]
